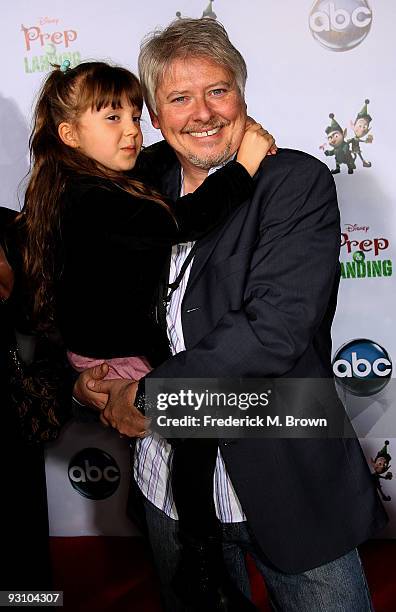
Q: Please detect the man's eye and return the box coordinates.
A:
[172,96,187,104]
[210,89,226,96]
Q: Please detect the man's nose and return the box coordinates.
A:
[191,96,213,123]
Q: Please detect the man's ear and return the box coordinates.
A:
[58,122,80,148]
[148,108,160,130]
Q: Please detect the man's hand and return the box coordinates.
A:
[73,363,110,410]
[88,378,149,438]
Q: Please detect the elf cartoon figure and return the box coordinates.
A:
[202,0,217,19]
[323,113,356,175]
[177,0,217,20]
[371,440,392,502]
[347,99,373,168]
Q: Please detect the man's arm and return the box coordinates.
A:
[86,155,340,429]
[74,366,148,436]
[144,156,340,379]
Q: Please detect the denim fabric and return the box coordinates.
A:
[143,497,374,612]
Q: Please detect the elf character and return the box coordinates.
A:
[202,0,217,19]
[371,440,392,502]
[177,1,217,19]
[323,113,356,175]
[348,99,373,168]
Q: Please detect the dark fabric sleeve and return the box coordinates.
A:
[173,160,253,241]
[66,184,178,250]
[67,161,253,251]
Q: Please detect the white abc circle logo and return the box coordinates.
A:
[309,0,372,52]
[68,448,121,499]
[69,460,120,483]
[333,352,391,378]
[332,339,392,397]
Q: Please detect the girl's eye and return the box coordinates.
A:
[133,116,141,124]
[106,115,120,121]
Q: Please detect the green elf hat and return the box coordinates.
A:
[355,99,372,124]
[325,113,343,135]
[375,440,391,464]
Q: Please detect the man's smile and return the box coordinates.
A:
[188,127,222,138]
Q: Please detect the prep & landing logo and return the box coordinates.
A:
[21,17,81,74]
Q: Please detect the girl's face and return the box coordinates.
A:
[75,95,143,171]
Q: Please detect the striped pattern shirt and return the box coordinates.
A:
[133,164,246,522]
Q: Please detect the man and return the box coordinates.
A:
[75,18,387,612]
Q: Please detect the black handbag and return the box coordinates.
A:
[8,333,73,443]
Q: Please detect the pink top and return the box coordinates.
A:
[67,351,151,381]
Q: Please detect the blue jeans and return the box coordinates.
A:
[143,498,374,612]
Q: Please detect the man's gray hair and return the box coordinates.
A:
[138,18,247,114]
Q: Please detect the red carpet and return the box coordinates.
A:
[50,537,162,612]
[50,537,395,611]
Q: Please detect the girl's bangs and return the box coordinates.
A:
[79,66,143,113]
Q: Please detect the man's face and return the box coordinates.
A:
[327,130,343,148]
[151,56,246,172]
[354,118,370,138]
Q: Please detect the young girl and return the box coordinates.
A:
[21,61,274,382]
[20,61,275,607]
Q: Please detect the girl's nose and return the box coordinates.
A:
[124,118,139,136]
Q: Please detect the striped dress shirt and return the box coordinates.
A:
[133,164,246,522]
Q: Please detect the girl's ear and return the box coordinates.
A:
[58,122,80,148]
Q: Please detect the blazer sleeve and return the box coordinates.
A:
[145,157,340,379]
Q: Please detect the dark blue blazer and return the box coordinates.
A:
[138,141,387,573]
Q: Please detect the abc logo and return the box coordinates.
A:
[332,339,392,397]
[309,0,372,52]
[68,448,120,500]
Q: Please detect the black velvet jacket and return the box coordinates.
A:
[55,160,252,363]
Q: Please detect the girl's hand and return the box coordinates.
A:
[236,121,277,177]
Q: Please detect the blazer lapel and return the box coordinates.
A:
[186,200,251,293]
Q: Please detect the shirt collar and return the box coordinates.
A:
[180,152,237,194]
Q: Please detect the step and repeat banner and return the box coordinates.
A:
[1,0,395,537]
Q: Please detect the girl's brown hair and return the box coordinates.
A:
[20,61,167,329]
